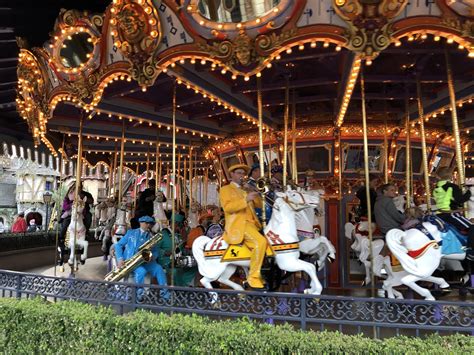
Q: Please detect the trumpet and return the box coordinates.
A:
[242,177,270,194]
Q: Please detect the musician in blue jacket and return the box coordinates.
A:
[115,215,167,288]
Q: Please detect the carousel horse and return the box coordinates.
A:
[94,199,116,241]
[105,200,129,269]
[384,215,467,300]
[66,196,89,270]
[344,221,390,286]
[152,191,168,233]
[294,202,336,271]
[187,201,202,229]
[192,189,324,295]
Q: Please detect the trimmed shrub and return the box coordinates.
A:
[0,298,472,354]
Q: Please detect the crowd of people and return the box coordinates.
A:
[354,168,473,260]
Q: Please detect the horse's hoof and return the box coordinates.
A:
[59,266,65,273]
[441,287,452,293]
[80,259,86,265]
[377,289,386,298]
[327,256,335,264]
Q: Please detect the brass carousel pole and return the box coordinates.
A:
[132,163,139,216]
[110,142,118,197]
[71,114,85,276]
[360,67,375,298]
[257,76,266,226]
[337,131,342,199]
[117,121,126,205]
[53,135,66,276]
[170,81,177,287]
[405,94,412,209]
[155,130,160,194]
[183,156,187,211]
[283,78,289,188]
[189,146,193,209]
[204,167,208,207]
[445,49,465,186]
[145,147,150,186]
[177,150,181,210]
[416,78,432,211]
[291,89,298,182]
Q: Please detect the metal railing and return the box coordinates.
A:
[0,269,472,338]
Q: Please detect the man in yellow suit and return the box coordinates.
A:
[220,164,268,290]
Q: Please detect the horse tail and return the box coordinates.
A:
[192,236,211,276]
[386,229,423,278]
[344,223,355,240]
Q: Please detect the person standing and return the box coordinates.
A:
[220,164,267,290]
[433,167,474,260]
[12,213,27,233]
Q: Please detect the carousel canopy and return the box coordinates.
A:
[10,0,474,177]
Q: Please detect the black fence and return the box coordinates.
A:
[0,270,472,338]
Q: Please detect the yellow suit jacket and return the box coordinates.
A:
[220,182,262,244]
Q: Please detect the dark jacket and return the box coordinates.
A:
[374,195,406,235]
[356,186,377,220]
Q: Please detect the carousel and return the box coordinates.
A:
[14,0,474,313]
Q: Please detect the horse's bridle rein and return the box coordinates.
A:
[283,191,317,211]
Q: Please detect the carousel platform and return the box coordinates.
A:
[27,256,108,281]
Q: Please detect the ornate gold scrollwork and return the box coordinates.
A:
[334,0,408,60]
[110,0,162,87]
[16,49,51,145]
[198,28,297,75]
[441,17,474,38]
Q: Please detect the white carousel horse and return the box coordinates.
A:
[344,221,390,286]
[294,204,336,271]
[95,200,116,241]
[152,191,168,233]
[193,189,324,295]
[107,200,129,270]
[187,201,202,229]
[67,196,89,268]
[384,219,466,300]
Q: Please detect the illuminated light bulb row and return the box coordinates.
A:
[336,57,362,127]
[64,131,197,150]
[90,107,222,140]
[413,96,474,126]
[394,31,474,58]
[169,73,272,132]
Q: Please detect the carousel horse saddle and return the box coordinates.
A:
[420,215,466,254]
[203,236,275,261]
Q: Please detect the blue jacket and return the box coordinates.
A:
[115,228,160,262]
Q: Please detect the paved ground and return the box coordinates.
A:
[27,256,108,280]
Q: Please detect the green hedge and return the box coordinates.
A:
[0,298,472,354]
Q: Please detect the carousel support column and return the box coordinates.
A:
[170,81,177,287]
[416,78,432,211]
[53,135,66,277]
[283,77,289,187]
[405,94,412,208]
[291,89,298,183]
[336,130,342,199]
[257,76,266,226]
[360,67,376,298]
[445,49,465,186]
[132,163,139,216]
[117,121,126,204]
[72,113,85,276]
